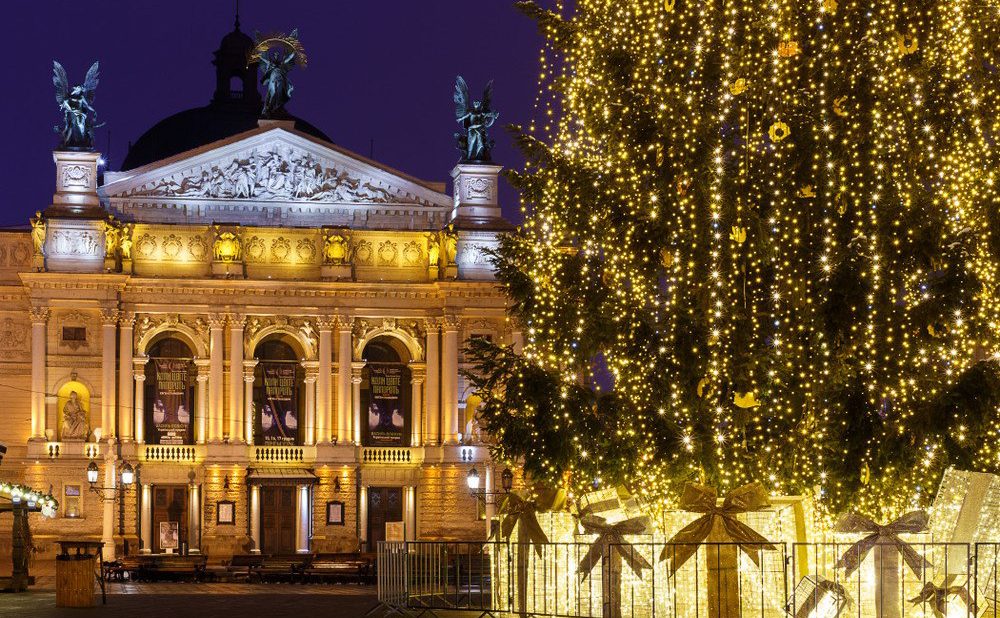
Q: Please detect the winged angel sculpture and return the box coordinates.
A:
[53,61,102,150]
[249,29,307,118]
[454,76,499,162]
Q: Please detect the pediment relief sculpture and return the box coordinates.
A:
[127,145,408,204]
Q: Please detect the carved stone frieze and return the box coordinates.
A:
[128,145,405,204]
[0,317,29,357]
[271,237,291,262]
[49,229,101,257]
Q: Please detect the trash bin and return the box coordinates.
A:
[55,540,101,608]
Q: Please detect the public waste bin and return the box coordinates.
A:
[55,541,101,607]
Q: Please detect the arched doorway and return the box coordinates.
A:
[252,338,304,446]
[361,336,412,447]
[144,337,196,445]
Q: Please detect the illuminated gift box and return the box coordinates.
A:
[785,575,852,618]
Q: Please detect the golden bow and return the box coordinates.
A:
[577,514,653,580]
[492,490,564,557]
[908,581,975,618]
[834,511,932,578]
[661,482,776,573]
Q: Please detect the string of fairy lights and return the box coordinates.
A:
[495,0,1000,518]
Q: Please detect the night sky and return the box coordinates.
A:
[0,1,549,227]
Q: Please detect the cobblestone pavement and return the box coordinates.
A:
[0,582,381,617]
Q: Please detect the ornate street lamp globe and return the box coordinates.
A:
[121,463,135,486]
[466,467,481,491]
[86,461,99,485]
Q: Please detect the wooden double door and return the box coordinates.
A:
[152,485,188,553]
[367,486,403,549]
[260,486,296,554]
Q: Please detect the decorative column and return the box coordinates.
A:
[29,307,48,440]
[208,314,226,442]
[351,363,365,445]
[133,358,148,444]
[100,309,118,437]
[228,314,245,443]
[423,319,440,446]
[188,483,201,554]
[140,483,152,554]
[295,484,310,554]
[336,317,353,444]
[404,486,416,541]
[102,440,116,560]
[194,359,210,444]
[409,364,426,447]
[249,485,261,554]
[441,315,460,444]
[118,314,135,441]
[316,318,334,444]
[359,486,368,548]
[243,360,257,444]
[302,361,318,446]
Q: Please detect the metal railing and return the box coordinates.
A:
[375,540,983,618]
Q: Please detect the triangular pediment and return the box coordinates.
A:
[102,124,451,209]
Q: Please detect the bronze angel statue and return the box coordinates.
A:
[53,61,101,150]
[454,76,499,162]
[250,29,307,118]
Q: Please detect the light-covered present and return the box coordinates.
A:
[785,575,852,618]
[929,468,1000,580]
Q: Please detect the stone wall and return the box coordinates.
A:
[312,466,359,553]
[417,464,487,541]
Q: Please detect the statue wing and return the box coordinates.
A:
[454,75,471,119]
[290,28,299,39]
[482,79,495,111]
[52,61,69,106]
[83,61,100,98]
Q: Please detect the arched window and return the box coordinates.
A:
[361,337,411,447]
[144,337,196,445]
[228,74,244,98]
[253,338,304,446]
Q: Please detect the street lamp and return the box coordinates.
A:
[466,467,481,491]
[468,466,514,506]
[86,458,135,503]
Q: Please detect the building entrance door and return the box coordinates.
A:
[260,486,296,554]
[151,485,188,553]
[367,486,403,549]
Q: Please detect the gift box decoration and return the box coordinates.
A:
[835,511,933,618]
[929,468,1000,580]
[908,581,977,618]
[785,574,852,618]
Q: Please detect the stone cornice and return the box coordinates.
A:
[19,272,130,292]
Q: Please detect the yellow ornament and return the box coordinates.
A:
[833,96,849,117]
[797,185,816,198]
[655,143,665,167]
[660,248,674,269]
[729,78,747,96]
[768,121,791,142]
[734,392,761,408]
[729,226,747,244]
[823,0,838,14]
[928,323,947,338]
[664,0,676,12]
[778,40,801,58]
[696,377,713,398]
[860,462,871,486]
[896,32,919,55]
[835,191,848,215]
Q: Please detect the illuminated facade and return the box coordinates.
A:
[0,25,515,560]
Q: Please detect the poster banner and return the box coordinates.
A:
[258,362,298,445]
[150,358,192,445]
[364,364,409,446]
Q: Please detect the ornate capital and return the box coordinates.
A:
[334,313,353,331]
[228,313,246,329]
[316,316,337,331]
[207,313,227,329]
[100,308,120,326]
[119,312,136,329]
[441,314,462,330]
[29,306,49,324]
[422,317,441,333]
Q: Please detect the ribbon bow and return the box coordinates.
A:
[834,511,932,578]
[662,482,776,573]
[908,582,975,618]
[491,492,557,557]
[577,514,653,580]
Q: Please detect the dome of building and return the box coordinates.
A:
[121,19,331,171]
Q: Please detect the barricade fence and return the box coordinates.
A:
[375,541,983,618]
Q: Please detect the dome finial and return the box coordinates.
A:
[234,0,240,31]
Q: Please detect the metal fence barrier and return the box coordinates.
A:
[374,541,982,618]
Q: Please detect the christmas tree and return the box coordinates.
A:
[468,0,1000,517]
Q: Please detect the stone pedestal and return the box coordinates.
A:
[449,163,509,229]
[320,263,352,281]
[211,260,244,278]
[442,264,458,280]
[45,151,103,218]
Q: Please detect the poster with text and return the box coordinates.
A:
[149,358,193,445]
[259,362,298,445]
[364,364,409,446]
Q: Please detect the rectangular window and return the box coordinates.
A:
[62,326,86,342]
[64,484,81,518]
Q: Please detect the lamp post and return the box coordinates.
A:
[86,447,135,503]
[467,465,514,506]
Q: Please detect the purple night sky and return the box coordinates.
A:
[1,1,549,227]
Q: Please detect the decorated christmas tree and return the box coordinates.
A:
[468,0,1000,517]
